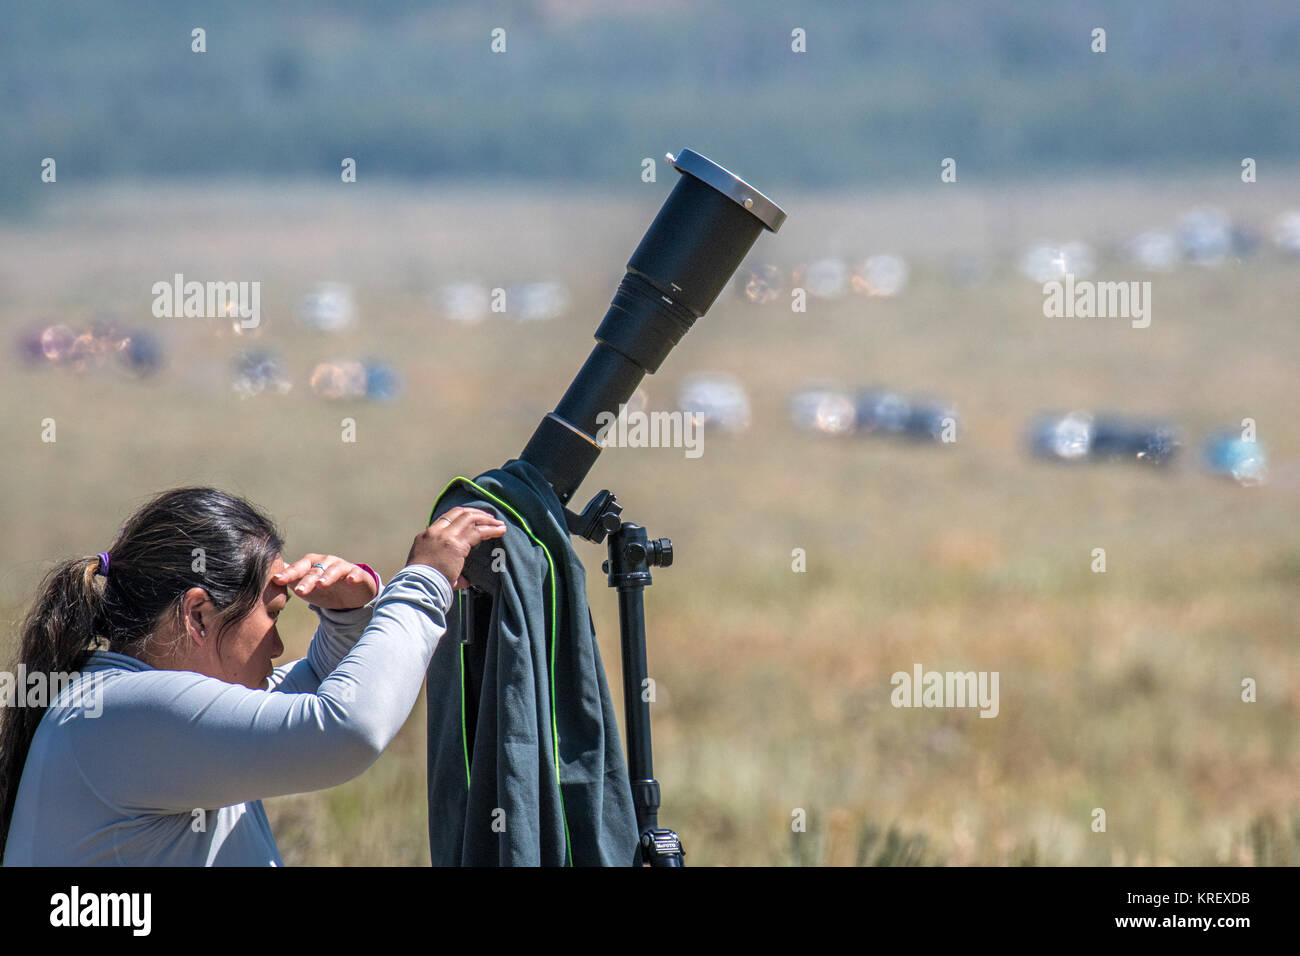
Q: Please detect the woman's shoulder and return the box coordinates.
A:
[49,652,245,732]
[82,649,151,675]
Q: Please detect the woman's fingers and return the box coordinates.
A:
[316,561,353,588]
[274,554,355,598]
[273,554,324,589]
[293,556,336,597]
[296,564,332,596]
[463,520,508,544]
[433,507,471,529]
[440,508,502,535]
[408,507,509,584]
[277,555,378,608]
[272,556,305,584]
[432,509,507,545]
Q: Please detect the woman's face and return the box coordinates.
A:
[207,555,289,689]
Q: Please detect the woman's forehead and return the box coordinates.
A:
[263,555,289,604]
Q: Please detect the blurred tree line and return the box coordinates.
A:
[2,0,1298,212]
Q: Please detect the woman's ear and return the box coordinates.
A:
[181,587,212,645]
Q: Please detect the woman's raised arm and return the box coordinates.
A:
[68,564,452,813]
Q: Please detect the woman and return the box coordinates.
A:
[0,486,506,865]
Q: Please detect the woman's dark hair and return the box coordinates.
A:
[0,487,283,859]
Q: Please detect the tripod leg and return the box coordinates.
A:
[607,520,685,866]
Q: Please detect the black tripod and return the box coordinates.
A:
[566,489,685,866]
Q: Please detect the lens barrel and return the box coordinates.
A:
[519,149,785,504]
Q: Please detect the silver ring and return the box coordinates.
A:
[311,562,327,571]
[438,516,453,526]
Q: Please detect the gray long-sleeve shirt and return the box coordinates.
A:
[3,563,451,866]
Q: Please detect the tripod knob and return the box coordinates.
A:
[648,538,673,567]
[637,828,685,866]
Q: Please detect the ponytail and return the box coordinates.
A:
[0,557,104,860]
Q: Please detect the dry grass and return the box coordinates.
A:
[1,172,1297,864]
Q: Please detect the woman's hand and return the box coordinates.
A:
[408,507,508,589]
[273,555,378,610]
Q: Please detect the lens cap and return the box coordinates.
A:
[669,149,786,233]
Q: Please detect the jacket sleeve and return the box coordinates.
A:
[69,564,453,813]
[266,567,386,695]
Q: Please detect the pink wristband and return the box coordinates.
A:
[356,563,380,595]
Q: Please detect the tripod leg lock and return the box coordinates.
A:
[630,778,661,815]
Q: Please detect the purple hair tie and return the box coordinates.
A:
[95,552,111,576]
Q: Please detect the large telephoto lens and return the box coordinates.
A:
[519,148,786,504]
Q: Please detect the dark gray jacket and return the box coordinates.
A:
[425,459,638,865]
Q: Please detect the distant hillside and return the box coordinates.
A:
[3,0,1299,210]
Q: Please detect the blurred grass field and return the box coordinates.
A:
[1,172,1298,865]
